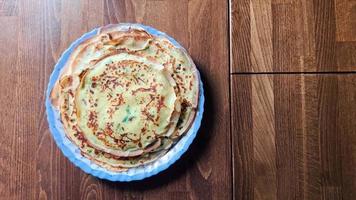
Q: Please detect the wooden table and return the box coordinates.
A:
[0,0,354,199]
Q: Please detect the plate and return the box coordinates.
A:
[45,23,204,181]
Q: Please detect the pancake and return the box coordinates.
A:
[50,24,199,171]
[75,54,178,157]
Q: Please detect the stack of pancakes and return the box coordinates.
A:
[50,24,199,171]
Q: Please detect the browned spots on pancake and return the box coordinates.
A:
[174,74,187,93]
[94,149,99,155]
[154,42,166,55]
[157,96,166,113]
[154,115,160,122]
[145,94,155,107]
[182,98,192,108]
[176,63,182,70]
[125,82,131,88]
[131,74,139,84]
[68,89,74,97]
[63,113,70,122]
[74,131,87,143]
[105,37,125,46]
[189,79,193,90]
[59,75,73,88]
[111,136,126,148]
[117,59,142,67]
[141,127,147,134]
[106,93,113,100]
[87,111,98,131]
[100,34,110,43]
[127,51,141,56]
[107,33,113,40]
[131,84,157,95]
[78,68,89,81]
[107,107,115,119]
[136,76,145,84]
[104,122,114,137]
[161,39,175,49]
[142,109,155,124]
[91,82,97,88]
[111,93,124,106]
[97,132,105,139]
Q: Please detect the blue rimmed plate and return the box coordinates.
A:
[45,23,204,181]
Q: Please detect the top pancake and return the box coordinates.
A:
[75,54,178,157]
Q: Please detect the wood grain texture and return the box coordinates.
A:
[231,0,356,72]
[0,16,18,198]
[0,0,18,16]
[0,0,230,199]
[231,74,356,200]
[1,0,355,199]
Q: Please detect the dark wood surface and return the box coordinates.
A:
[230,0,356,199]
[0,0,355,199]
[231,0,356,72]
[231,75,356,199]
[0,0,230,199]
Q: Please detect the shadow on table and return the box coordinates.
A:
[100,65,216,191]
